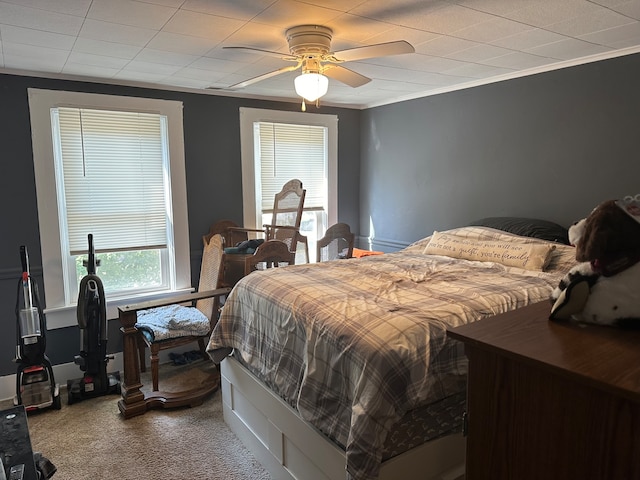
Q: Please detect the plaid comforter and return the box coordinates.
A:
[207,227,577,480]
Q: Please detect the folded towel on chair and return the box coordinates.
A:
[136,305,210,342]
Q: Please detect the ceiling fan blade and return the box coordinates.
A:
[222,46,292,60]
[323,65,371,88]
[332,40,414,62]
[227,64,300,89]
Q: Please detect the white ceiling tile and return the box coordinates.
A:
[454,0,524,17]
[1,0,91,16]
[446,43,513,62]
[526,37,613,60]
[78,19,157,46]
[161,9,245,41]
[443,61,514,78]
[219,22,290,52]
[72,37,142,59]
[453,16,536,44]
[165,75,212,89]
[415,35,477,56]
[608,1,640,21]
[180,0,276,20]
[545,8,636,37]
[414,4,499,34]
[364,25,441,47]
[134,48,200,67]
[579,21,640,47]
[0,1,84,35]
[2,0,640,108]
[407,53,469,72]
[328,14,398,45]
[503,0,604,28]
[4,53,66,71]
[483,51,557,70]
[66,51,130,69]
[349,0,451,23]
[61,62,120,78]
[112,69,168,83]
[489,28,566,50]
[147,32,219,55]
[0,24,76,49]
[87,0,177,30]
[3,42,69,69]
[188,56,248,73]
[404,70,473,86]
[172,66,228,82]
[250,0,343,28]
[3,41,68,61]
[121,60,182,75]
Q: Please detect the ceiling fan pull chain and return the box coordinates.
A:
[301,98,306,112]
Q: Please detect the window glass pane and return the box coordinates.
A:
[75,249,163,294]
[54,107,169,255]
[258,122,327,211]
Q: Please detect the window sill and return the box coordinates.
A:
[44,288,195,330]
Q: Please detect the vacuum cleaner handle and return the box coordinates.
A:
[86,234,96,275]
[20,245,29,275]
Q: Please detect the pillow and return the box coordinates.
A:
[468,217,570,245]
[424,231,556,271]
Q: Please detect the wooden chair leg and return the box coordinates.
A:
[197,338,207,359]
[137,334,147,373]
[150,345,160,392]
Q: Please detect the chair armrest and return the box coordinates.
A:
[227,226,265,234]
[263,224,299,232]
[118,287,231,315]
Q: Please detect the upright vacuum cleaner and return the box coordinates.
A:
[14,245,61,411]
[67,234,120,405]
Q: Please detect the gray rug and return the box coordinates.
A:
[10,361,271,480]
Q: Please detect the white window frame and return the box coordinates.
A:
[28,89,191,329]
[239,107,338,239]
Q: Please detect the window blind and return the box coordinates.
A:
[54,107,169,255]
[257,122,327,211]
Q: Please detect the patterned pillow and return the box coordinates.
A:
[424,231,556,271]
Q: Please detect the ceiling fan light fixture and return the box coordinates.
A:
[294,72,328,102]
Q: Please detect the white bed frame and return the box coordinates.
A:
[220,357,466,480]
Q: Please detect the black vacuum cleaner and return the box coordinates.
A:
[14,245,61,411]
[66,234,120,405]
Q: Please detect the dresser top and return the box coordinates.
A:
[447,301,640,402]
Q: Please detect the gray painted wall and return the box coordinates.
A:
[2,51,639,378]
[361,53,640,251]
[0,73,360,376]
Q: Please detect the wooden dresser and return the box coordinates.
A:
[447,301,640,480]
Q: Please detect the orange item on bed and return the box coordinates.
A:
[352,247,384,258]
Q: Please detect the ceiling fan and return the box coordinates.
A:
[222,25,415,108]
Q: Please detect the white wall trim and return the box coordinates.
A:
[239,107,338,230]
[27,88,191,329]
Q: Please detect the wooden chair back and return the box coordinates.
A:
[317,223,355,262]
[195,233,225,321]
[264,179,306,237]
[205,219,248,248]
[244,240,296,276]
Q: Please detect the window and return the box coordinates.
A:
[239,108,338,262]
[29,89,191,329]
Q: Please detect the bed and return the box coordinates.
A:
[207,221,577,480]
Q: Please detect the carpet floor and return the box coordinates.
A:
[6,360,271,480]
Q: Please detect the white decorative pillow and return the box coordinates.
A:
[424,231,556,271]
